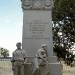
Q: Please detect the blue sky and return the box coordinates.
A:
[0,0,23,56]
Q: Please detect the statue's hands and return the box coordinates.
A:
[11,57,15,62]
[11,60,14,62]
[23,58,27,64]
[12,66,15,71]
[24,61,26,64]
[36,66,39,69]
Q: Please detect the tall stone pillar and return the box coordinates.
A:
[21,0,53,60]
[21,0,62,75]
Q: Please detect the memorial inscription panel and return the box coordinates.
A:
[30,23,45,38]
[23,22,51,39]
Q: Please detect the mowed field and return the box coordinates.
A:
[0,60,75,75]
[0,60,13,75]
[63,63,75,75]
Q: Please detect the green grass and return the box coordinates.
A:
[0,61,13,75]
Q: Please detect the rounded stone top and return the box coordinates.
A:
[41,44,47,47]
[21,0,53,10]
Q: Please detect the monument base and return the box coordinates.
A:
[71,61,75,67]
[48,56,63,75]
[24,63,32,75]
[48,63,63,75]
[49,56,58,63]
[24,56,63,75]
[24,63,63,75]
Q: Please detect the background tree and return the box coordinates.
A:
[52,0,75,60]
[0,48,9,58]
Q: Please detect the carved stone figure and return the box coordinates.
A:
[44,0,52,9]
[21,0,32,9]
[21,0,53,10]
[11,42,27,75]
[32,44,49,75]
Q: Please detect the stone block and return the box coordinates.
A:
[24,63,32,75]
[48,56,57,63]
[48,63,63,75]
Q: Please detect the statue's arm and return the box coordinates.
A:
[38,51,46,61]
[11,53,15,70]
[23,51,28,63]
[11,53,15,62]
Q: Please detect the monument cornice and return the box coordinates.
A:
[21,0,53,10]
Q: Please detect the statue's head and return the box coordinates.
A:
[41,44,47,50]
[16,42,21,49]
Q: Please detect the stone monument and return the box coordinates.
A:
[11,42,27,75]
[21,0,62,75]
[21,0,53,61]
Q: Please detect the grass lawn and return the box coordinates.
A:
[0,60,13,75]
[63,63,75,75]
[0,60,75,75]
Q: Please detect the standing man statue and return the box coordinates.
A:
[33,44,49,75]
[11,42,27,75]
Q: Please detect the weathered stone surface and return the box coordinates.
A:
[49,63,63,75]
[20,0,63,75]
[24,63,32,75]
[22,10,53,59]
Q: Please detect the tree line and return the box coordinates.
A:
[52,0,75,63]
[0,48,9,58]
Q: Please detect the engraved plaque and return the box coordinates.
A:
[29,23,45,38]
[23,21,51,39]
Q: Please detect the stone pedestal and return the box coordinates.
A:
[25,62,63,75]
[49,63,63,75]
[48,56,63,75]
[22,10,53,58]
[49,56,58,63]
[24,63,32,75]
[21,0,53,58]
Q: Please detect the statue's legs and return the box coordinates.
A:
[40,65,49,75]
[15,64,21,75]
[13,62,24,75]
[21,64,25,75]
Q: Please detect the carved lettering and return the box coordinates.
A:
[29,23,45,38]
